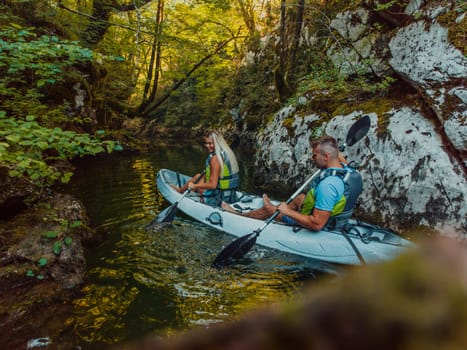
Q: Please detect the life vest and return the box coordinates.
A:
[202,152,240,205]
[205,152,239,190]
[301,165,362,229]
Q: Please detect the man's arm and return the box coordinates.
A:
[277,176,343,231]
[277,203,331,231]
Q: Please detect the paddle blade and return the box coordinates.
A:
[212,232,258,268]
[155,203,179,223]
[346,115,370,146]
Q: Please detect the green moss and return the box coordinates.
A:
[282,116,296,137]
[438,9,467,55]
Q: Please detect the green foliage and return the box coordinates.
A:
[42,231,59,239]
[373,0,403,11]
[294,55,396,103]
[70,220,83,228]
[456,0,467,12]
[53,241,62,255]
[296,58,346,96]
[0,22,124,127]
[64,236,73,246]
[26,257,47,278]
[117,0,253,125]
[0,26,93,85]
[38,258,47,267]
[221,55,278,129]
[0,112,120,187]
[311,126,325,140]
[0,24,92,124]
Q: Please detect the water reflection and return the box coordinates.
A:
[66,145,339,348]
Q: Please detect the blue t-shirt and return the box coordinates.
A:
[314,173,345,211]
[281,168,345,225]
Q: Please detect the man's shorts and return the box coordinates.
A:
[281,215,298,225]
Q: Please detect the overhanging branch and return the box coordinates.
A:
[141,35,243,117]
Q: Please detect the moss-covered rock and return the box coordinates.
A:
[0,192,93,349]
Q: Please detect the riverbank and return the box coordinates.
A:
[0,192,93,349]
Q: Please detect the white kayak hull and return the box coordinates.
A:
[156,169,416,266]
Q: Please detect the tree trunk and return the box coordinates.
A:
[82,0,115,47]
[141,37,237,119]
[139,0,164,113]
[82,0,153,47]
[285,0,304,89]
[236,0,256,34]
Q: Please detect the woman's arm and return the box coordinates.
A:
[189,155,221,191]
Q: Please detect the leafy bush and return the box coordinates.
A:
[0,23,123,189]
[0,112,122,186]
[0,25,93,88]
[0,25,95,120]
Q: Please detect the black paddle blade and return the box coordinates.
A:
[155,203,179,223]
[212,232,258,268]
[145,204,178,230]
[346,115,370,146]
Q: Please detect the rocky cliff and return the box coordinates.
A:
[244,1,466,237]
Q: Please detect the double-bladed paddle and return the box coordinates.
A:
[212,115,371,268]
[212,170,322,267]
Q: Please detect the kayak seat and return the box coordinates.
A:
[233,204,243,211]
[231,204,255,213]
[344,223,405,246]
[234,193,255,203]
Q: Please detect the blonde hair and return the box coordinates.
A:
[204,129,239,175]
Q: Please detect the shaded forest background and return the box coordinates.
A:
[1,0,465,199]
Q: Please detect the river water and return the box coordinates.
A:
[61,143,341,349]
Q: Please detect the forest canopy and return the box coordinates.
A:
[1,0,409,190]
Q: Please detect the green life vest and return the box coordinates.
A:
[205,152,239,190]
[300,166,363,227]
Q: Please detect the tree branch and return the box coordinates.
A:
[58,2,154,36]
[142,35,243,118]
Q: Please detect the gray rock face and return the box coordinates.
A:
[255,108,466,237]
[328,8,391,77]
[253,2,466,237]
[389,20,467,156]
[389,22,466,83]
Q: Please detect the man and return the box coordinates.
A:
[222,135,362,231]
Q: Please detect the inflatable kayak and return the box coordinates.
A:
[156,168,416,266]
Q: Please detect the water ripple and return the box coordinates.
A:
[65,151,338,348]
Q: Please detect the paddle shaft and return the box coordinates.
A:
[153,170,206,223]
[251,169,321,239]
[213,116,371,267]
[175,170,206,202]
[186,171,206,190]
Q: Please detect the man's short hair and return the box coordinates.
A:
[311,136,338,150]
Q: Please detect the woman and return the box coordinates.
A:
[173,129,240,206]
